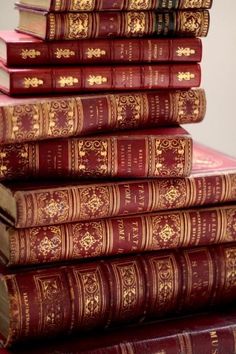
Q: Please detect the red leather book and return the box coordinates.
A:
[0,127,192,182]
[0,243,236,347]
[16,8,210,40]
[0,89,206,145]
[1,204,236,266]
[1,141,236,229]
[0,62,201,96]
[17,0,213,11]
[0,31,203,67]
[1,309,236,353]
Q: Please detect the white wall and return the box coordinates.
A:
[0,1,235,156]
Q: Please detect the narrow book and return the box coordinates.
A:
[0,89,206,145]
[1,142,236,229]
[0,62,201,96]
[1,204,235,266]
[17,0,213,12]
[0,243,236,347]
[0,127,193,182]
[1,309,236,353]
[0,31,203,67]
[16,8,210,40]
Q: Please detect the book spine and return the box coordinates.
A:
[83,326,236,354]
[14,171,236,228]
[45,11,209,40]
[2,244,236,347]
[0,133,192,181]
[49,0,213,11]
[0,89,206,145]
[8,64,201,95]
[6,38,202,67]
[7,206,236,266]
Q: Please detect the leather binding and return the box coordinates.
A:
[0,89,206,145]
[16,8,210,40]
[1,243,236,347]
[0,127,192,181]
[18,0,213,11]
[0,62,201,96]
[1,205,236,266]
[0,31,203,67]
[1,141,236,229]
[1,310,236,353]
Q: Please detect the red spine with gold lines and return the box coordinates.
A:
[1,243,236,347]
[2,205,236,266]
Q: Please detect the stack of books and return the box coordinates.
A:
[1,0,236,353]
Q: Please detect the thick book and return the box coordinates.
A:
[0,243,236,347]
[1,310,236,353]
[1,204,236,266]
[16,8,210,40]
[0,89,206,145]
[0,31,203,67]
[1,141,236,229]
[0,62,201,96]
[17,0,213,12]
[0,127,193,182]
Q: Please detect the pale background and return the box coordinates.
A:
[0,1,235,157]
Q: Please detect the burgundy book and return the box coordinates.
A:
[0,31,203,67]
[0,243,236,347]
[0,62,201,96]
[17,0,213,12]
[0,142,236,229]
[0,127,193,182]
[0,89,206,145]
[1,204,236,266]
[1,310,236,354]
[16,8,210,40]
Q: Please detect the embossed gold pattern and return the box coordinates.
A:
[67,13,89,39]
[69,0,95,11]
[58,76,79,87]
[152,213,181,248]
[77,140,109,176]
[175,89,206,123]
[55,48,76,59]
[87,75,108,86]
[225,248,236,289]
[23,78,44,88]
[79,186,111,219]
[37,191,70,225]
[86,48,106,59]
[176,47,196,57]
[128,0,150,10]
[21,49,41,59]
[177,72,195,81]
[179,11,209,37]
[127,12,146,36]
[115,94,144,129]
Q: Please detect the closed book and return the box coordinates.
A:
[0,89,206,145]
[0,127,192,182]
[1,243,236,347]
[0,62,201,96]
[1,310,236,353]
[0,31,203,67]
[17,0,213,12]
[16,8,210,40]
[1,142,236,229]
[1,204,236,266]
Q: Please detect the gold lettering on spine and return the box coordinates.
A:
[48,14,56,40]
[126,12,146,36]
[210,331,219,352]
[55,48,75,58]
[23,78,44,88]
[21,49,41,59]
[67,13,89,39]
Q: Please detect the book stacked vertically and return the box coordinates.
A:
[1,1,236,353]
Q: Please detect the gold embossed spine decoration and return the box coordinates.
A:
[21,49,41,60]
[177,11,210,37]
[23,78,44,88]
[180,0,212,9]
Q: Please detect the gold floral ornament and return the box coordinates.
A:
[58,76,79,87]
[177,72,195,81]
[127,12,146,36]
[70,0,95,11]
[128,0,150,10]
[176,47,196,57]
[182,0,204,8]
[86,48,106,59]
[87,75,108,86]
[68,13,89,39]
[23,78,44,88]
[55,48,75,59]
[21,49,41,59]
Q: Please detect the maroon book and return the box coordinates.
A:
[1,204,235,267]
[16,8,210,40]
[17,0,213,12]
[1,309,236,353]
[0,141,236,229]
[0,127,193,182]
[0,243,236,347]
[0,89,206,145]
[0,31,203,67]
[0,62,201,96]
